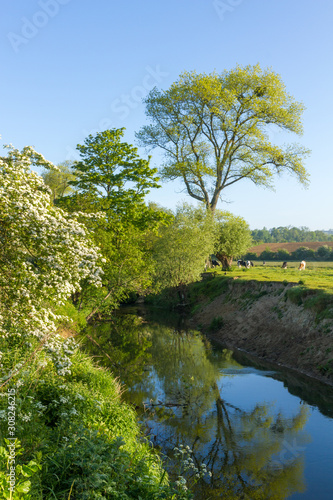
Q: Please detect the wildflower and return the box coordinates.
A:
[20,412,32,422]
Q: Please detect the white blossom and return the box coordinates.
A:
[0,145,103,374]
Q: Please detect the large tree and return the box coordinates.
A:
[152,203,215,299]
[58,129,170,318]
[214,211,253,268]
[70,128,161,214]
[137,64,310,212]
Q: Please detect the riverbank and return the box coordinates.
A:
[186,276,333,385]
[0,321,186,499]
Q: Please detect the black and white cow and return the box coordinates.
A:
[237,260,253,268]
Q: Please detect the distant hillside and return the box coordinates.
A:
[248,241,333,256]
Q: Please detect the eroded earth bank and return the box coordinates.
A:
[190,279,333,386]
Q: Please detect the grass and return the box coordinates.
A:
[210,261,333,294]
[0,335,190,499]
[194,261,333,322]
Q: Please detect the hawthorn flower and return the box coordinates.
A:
[1,145,103,373]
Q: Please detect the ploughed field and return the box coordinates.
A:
[248,241,333,254]
[213,261,333,294]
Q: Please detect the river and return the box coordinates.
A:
[83,307,333,499]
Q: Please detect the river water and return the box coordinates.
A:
[84,308,333,499]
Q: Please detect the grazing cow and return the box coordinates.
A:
[211,259,220,268]
[237,260,253,268]
[282,262,288,269]
[298,260,306,271]
[263,261,266,266]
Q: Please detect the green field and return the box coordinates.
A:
[212,261,333,293]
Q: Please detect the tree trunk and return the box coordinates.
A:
[216,252,233,271]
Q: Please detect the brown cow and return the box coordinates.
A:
[298,260,306,271]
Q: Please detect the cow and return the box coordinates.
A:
[211,259,220,268]
[298,260,306,271]
[237,260,253,268]
[282,262,288,269]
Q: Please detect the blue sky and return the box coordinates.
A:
[1,0,332,230]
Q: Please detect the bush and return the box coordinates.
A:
[260,249,276,261]
[291,246,314,261]
[316,245,331,260]
[0,348,189,499]
[275,249,291,261]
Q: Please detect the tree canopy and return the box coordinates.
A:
[214,211,252,268]
[152,203,215,292]
[251,226,333,244]
[56,129,171,318]
[42,160,76,202]
[137,64,310,212]
[70,128,161,214]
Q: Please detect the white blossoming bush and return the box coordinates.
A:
[0,144,103,374]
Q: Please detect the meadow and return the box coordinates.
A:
[215,261,333,294]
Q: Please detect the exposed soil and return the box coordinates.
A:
[191,280,333,386]
[248,241,333,255]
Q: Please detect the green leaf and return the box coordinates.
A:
[15,480,31,493]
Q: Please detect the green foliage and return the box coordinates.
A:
[276,248,291,261]
[251,226,333,244]
[186,276,230,311]
[70,128,160,210]
[0,347,187,499]
[316,245,332,259]
[259,248,276,261]
[137,64,310,212]
[56,129,173,318]
[292,246,315,261]
[152,203,215,290]
[0,442,42,499]
[214,211,252,263]
[41,161,76,202]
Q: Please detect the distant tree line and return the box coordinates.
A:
[251,226,333,244]
[244,245,333,262]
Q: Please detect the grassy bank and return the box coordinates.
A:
[227,261,333,293]
[0,322,190,499]
[186,263,333,320]
[184,265,333,382]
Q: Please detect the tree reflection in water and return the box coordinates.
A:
[83,313,310,499]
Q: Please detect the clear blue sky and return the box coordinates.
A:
[1,0,332,230]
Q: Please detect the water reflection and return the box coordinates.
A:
[83,311,330,499]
